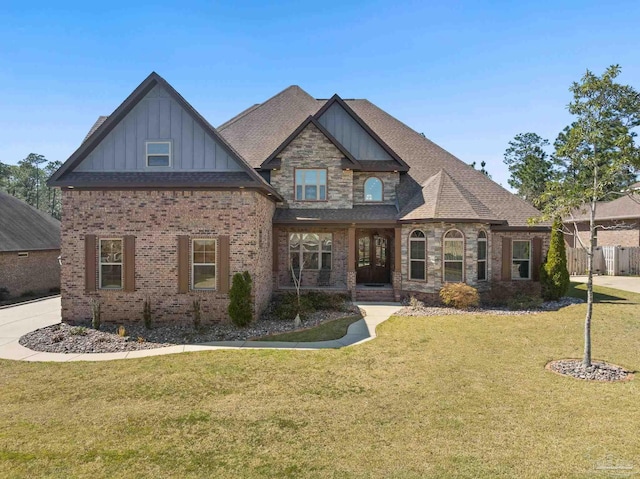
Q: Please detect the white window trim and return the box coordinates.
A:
[99,238,123,290]
[295,169,327,201]
[443,229,465,283]
[364,177,383,202]
[145,141,172,168]
[289,233,332,270]
[408,230,427,281]
[477,231,488,282]
[512,239,532,280]
[191,238,217,291]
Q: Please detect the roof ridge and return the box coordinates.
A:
[218,85,315,131]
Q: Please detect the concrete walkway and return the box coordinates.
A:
[0,296,402,362]
[572,275,640,294]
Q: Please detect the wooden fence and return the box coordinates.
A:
[567,246,640,276]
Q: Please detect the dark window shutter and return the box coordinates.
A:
[501,237,511,281]
[532,237,543,281]
[85,234,97,292]
[218,235,230,294]
[123,235,136,292]
[177,235,190,293]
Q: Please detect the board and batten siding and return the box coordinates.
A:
[317,102,392,162]
[76,85,242,172]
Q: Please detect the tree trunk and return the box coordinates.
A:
[583,170,598,368]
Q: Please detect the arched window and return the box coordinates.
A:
[477,231,487,281]
[364,177,383,202]
[409,230,426,280]
[443,229,464,282]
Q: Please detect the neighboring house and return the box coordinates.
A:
[0,191,61,298]
[565,191,640,248]
[49,73,550,324]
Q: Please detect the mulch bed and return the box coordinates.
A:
[19,303,362,354]
[546,359,633,382]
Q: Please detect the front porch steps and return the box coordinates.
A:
[355,285,395,302]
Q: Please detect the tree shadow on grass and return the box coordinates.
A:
[568,282,632,303]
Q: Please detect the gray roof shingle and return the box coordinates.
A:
[0,191,60,252]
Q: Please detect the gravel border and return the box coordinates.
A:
[546,359,634,382]
[396,296,584,317]
[19,304,362,354]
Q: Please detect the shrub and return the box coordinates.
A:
[228,271,253,327]
[191,299,202,330]
[270,291,350,321]
[21,290,35,297]
[90,298,101,330]
[117,325,127,337]
[143,298,152,330]
[439,283,480,310]
[507,294,543,311]
[70,326,87,336]
[541,218,570,300]
[0,287,9,301]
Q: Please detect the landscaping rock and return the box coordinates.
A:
[397,296,584,317]
[547,359,632,382]
[19,303,362,354]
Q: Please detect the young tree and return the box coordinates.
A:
[539,65,640,367]
[504,132,554,208]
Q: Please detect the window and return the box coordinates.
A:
[289,233,332,270]
[192,239,216,290]
[443,230,464,282]
[477,231,487,281]
[409,230,426,280]
[99,239,122,289]
[364,177,383,202]
[512,240,531,279]
[146,141,171,167]
[295,169,327,201]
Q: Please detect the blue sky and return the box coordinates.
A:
[2,0,639,188]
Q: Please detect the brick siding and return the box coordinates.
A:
[60,189,274,325]
[0,249,60,298]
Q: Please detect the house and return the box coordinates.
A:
[48,73,550,324]
[565,190,640,248]
[0,191,61,298]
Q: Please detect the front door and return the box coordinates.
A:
[356,231,391,284]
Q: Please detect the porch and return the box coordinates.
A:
[272,225,402,301]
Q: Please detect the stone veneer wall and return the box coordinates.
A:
[352,172,399,205]
[0,249,60,298]
[275,227,348,289]
[270,123,353,209]
[399,223,490,294]
[60,189,274,325]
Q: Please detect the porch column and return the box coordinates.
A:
[272,227,279,290]
[393,226,402,301]
[347,226,356,300]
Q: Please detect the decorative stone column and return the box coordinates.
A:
[348,226,356,300]
[393,226,402,301]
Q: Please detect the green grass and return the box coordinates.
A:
[1,282,639,477]
[254,315,362,342]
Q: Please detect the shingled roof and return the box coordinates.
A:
[218,86,545,227]
[0,191,60,252]
[569,191,640,222]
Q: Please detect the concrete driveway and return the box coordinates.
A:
[0,296,402,362]
[572,275,640,294]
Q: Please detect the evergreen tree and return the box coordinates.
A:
[228,271,253,327]
[540,219,570,300]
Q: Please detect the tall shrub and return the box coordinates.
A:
[541,218,570,300]
[229,271,253,327]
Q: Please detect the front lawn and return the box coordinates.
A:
[1,282,639,478]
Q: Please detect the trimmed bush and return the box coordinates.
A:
[90,298,101,330]
[143,298,152,330]
[269,291,350,321]
[439,283,480,310]
[229,271,253,327]
[507,293,543,311]
[541,218,570,300]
